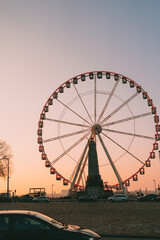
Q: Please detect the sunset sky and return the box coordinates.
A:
[0,0,160,196]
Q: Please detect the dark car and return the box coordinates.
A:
[19,195,34,202]
[156,195,160,201]
[79,194,97,202]
[0,210,101,240]
[138,194,158,202]
[0,196,12,202]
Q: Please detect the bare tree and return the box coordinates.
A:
[0,140,12,178]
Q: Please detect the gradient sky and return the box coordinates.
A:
[0,0,160,196]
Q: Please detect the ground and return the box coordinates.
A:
[0,201,160,239]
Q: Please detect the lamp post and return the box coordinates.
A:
[153,180,157,194]
[51,184,54,199]
[7,158,10,197]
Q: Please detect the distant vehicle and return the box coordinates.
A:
[19,195,34,202]
[0,210,101,240]
[138,194,158,202]
[108,194,128,202]
[156,195,160,201]
[0,196,12,202]
[33,196,50,202]
[79,194,97,202]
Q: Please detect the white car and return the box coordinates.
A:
[33,197,50,202]
[108,194,128,202]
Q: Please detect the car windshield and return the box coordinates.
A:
[115,195,125,197]
[35,212,64,229]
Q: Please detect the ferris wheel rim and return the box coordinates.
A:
[37,71,159,189]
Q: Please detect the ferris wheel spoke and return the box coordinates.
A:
[56,99,92,126]
[102,132,145,165]
[43,129,90,143]
[51,131,90,165]
[103,128,155,140]
[97,80,119,124]
[100,92,139,125]
[45,118,90,128]
[102,112,152,127]
[73,84,94,125]
[94,74,97,124]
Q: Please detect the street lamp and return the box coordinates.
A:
[153,180,157,194]
[6,158,10,197]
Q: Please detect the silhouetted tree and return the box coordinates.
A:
[0,140,12,177]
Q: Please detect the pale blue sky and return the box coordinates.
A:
[0,0,160,195]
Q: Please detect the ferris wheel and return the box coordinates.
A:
[37,71,160,192]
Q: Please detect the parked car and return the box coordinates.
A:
[108,194,128,202]
[33,197,50,203]
[79,194,97,202]
[19,195,34,202]
[156,195,160,201]
[138,194,158,202]
[0,210,101,240]
[0,196,12,202]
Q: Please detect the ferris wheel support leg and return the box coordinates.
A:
[123,186,127,195]
[76,151,88,186]
[68,136,91,196]
[97,131,125,193]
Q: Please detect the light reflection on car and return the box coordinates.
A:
[33,196,50,202]
[0,210,101,240]
[108,194,128,202]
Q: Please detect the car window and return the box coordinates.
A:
[14,215,51,231]
[37,213,64,229]
[115,195,125,197]
[0,215,9,230]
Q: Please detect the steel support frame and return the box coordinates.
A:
[97,131,125,192]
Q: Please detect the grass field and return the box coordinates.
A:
[0,201,160,238]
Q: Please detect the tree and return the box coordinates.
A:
[0,140,12,177]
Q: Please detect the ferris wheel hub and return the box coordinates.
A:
[93,124,102,134]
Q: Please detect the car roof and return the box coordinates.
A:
[144,194,157,196]
[114,194,126,197]
[0,210,64,228]
[0,210,39,215]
